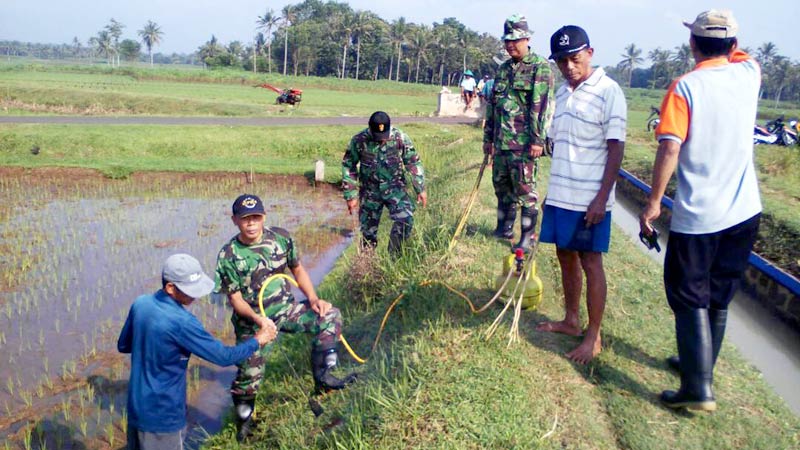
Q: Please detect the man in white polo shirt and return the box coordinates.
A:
[536,25,626,365]
[640,9,761,412]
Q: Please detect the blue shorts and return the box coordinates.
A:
[539,204,611,253]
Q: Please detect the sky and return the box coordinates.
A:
[2,0,798,67]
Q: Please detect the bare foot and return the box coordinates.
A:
[536,320,583,337]
[566,334,602,364]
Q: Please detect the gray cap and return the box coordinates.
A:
[162,253,215,299]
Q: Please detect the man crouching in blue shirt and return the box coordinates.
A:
[118,253,276,450]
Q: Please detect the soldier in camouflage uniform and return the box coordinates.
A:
[214,194,356,441]
[484,14,554,250]
[342,111,427,255]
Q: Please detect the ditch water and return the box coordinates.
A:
[0,169,353,448]
[612,195,800,416]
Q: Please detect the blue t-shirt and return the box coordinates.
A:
[118,290,258,433]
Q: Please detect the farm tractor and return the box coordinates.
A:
[256,83,303,106]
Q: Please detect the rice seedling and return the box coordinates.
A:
[104,421,115,447]
[60,397,70,421]
[22,427,32,450]
[20,389,32,407]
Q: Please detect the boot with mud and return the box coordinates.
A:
[660,308,717,411]
[492,202,516,239]
[514,206,538,250]
[233,396,257,442]
[311,345,358,394]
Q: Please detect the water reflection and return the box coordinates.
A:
[0,169,352,447]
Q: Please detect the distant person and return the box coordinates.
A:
[536,25,627,364]
[118,253,276,450]
[480,75,495,102]
[342,111,427,255]
[640,9,761,411]
[483,14,554,250]
[477,74,488,97]
[460,70,477,110]
[215,194,357,441]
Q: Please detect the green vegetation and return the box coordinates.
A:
[0,66,438,117]
[0,121,797,447]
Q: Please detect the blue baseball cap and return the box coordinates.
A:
[232,194,266,218]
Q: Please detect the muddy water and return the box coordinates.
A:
[0,169,353,448]
[613,194,800,416]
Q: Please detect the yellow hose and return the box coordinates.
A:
[447,154,489,253]
[257,273,369,363]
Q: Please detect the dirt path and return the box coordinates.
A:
[0,115,475,126]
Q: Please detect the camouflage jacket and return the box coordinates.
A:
[484,52,554,151]
[214,226,299,308]
[341,127,425,201]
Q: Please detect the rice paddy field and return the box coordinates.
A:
[0,62,799,449]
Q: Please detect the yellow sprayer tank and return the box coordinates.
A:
[495,251,543,310]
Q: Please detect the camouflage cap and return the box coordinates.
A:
[503,14,531,41]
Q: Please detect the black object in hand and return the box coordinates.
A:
[639,228,661,252]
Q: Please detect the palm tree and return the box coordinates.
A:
[434,26,457,85]
[92,30,114,65]
[648,48,672,89]
[352,11,377,80]
[256,10,280,73]
[618,43,644,88]
[280,5,296,76]
[390,18,408,82]
[756,42,778,68]
[138,21,163,67]
[671,44,692,76]
[408,25,433,83]
[333,12,355,79]
[105,18,125,67]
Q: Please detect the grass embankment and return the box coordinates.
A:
[192,123,797,449]
[0,62,438,117]
[0,121,798,447]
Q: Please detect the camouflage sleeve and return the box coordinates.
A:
[214,245,241,294]
[286,234,300,269]
[483,88,496,144]
[528,58,554,147]
[401,131,425,194]
[341,137,361,201]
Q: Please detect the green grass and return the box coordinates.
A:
[193,124,797,449]
[0,62,439,117]
[1,120,798,448]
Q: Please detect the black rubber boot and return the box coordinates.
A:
[660,309,717,411]
[492,203,516,239]
[514,207,538,250]
[388,222,411,257]
[233,396,256,442]
[311,346,358,394]
[666,308,727,374]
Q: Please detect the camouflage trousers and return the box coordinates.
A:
[492,150,539,209]
[230,295,342,398]
[358,188,415,248]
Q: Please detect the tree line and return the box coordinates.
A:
[609,42,800,105]
[2,0,799,101]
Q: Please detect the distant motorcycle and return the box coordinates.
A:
[753,124,778,145]
[765,116,798,146]
[646,106,661,132]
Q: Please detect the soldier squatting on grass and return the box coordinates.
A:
[214,194,357,442]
